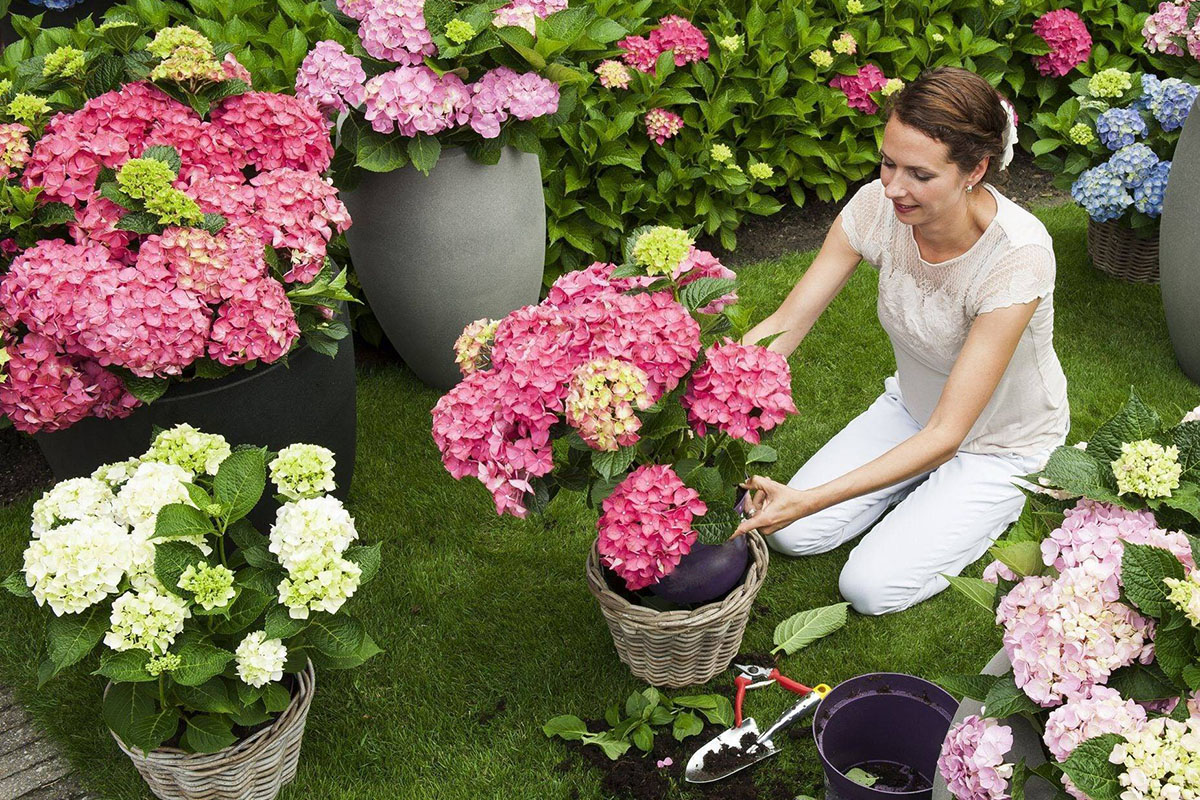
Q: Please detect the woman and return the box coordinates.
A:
[734,67,1069,616]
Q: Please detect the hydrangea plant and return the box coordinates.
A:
[934,392,1200,800]
[431,222,798,593]
[2,424,381,755]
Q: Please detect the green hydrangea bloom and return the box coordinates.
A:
[178,563,237,611]
[748,162,775,180]
[631,226,692,276]
[147,189,205,227]
[718,34,742,53]
[931,32,944,42]
[43,46,86,78]
[881,78,905,97]
[445,19,477,44]
[809,49,833,69]
[116,157,176,200]
[0,79,12,96]
[269,443,338,500]
[1111,439,1182,498]
[7,94,51,124]
[1088,68,1133,99]
[847,0,864,13]
[151,46,223,83]
[710,143,734,163]
[1069,123,1095,145]
[0,346,8,383]
[147,26,214,59]
[146,652,182,677]
[144,423,231,477]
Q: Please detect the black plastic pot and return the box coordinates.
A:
[1,0,121,46]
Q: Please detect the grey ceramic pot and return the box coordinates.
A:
[931,650,1053,800]
[341,146,545,389]
[1160,94,1200,385]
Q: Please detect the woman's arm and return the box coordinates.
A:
[734,297,1042,536]
[741,212,864,357]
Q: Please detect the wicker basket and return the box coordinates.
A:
[111,661,315,800]
[1086,217,1160,283]
[586,532,769,688]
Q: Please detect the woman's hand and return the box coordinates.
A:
[732,475,820,537]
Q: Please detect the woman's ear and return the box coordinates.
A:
[968,157,990,188]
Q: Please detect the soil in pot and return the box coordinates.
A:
[599,556,748,612]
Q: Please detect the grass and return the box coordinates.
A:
[2,203,1198,799]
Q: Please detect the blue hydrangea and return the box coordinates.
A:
[28,0,87,8]
[1107,143,1160,188]
[1131,73,1163,113]
[1151,78,1199,132]
[1072,165,1132,223]
[1133,160,1171,218]
[1096,108,1148,151]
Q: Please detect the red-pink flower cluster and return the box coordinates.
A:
[618,15,709,73]
[830,63,889,113]
[645,108,684,145]
[250,168,352,282]
[683,341,797,444]
[544,261,653,309]
[597,464,708,590]
[1031,9,1093,77]
[209,91,333,174]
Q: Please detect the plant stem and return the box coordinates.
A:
[159,674,167,709]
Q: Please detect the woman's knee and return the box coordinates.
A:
[766,514,845,557]
[838,558,911,616]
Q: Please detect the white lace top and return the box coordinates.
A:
[839,179,1069,456]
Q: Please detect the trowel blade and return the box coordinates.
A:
[683,718,780,783]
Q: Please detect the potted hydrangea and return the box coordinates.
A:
[931,392,1200,800]
[431,223,798,686]
[3,424,380,800]
[1028,68,1200,282]
[0,21,359,483]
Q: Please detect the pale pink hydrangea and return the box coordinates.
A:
[210,92,333,174]
[683,341,797,444]
[505,72,560,120]
[207,277,299,366]
[517,0,567,14]
[595,60,632,90]
[221,53,253,84]
[564,357,654,451]
[468,68,559,138]
[618,35,660,73]
[363,65,471,136]
[1043,686,1148,800]
[830,63,888,113]
[645,108,684,145]
[0,333,138,433]
[997,562,1155,707]
[0,123,30,179]
[544,261,652,309]
[359,0,436,65]
[68,195,137,264]
[493,5,538,35]
[1031,9,1093,77]
[296,40,368,118]
[335,0,374,20]
[597,464,707,590]
[676,247,738,313]
[1142,2,1189,56]
[649,15,709,66]
[182,173,259,235]
[250,168,352,282]
[454,318,499,376]
[937,715,1014,800]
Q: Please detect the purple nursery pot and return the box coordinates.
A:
[814,673,957,800]
[647,535,750,605]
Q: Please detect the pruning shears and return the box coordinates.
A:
[732,663,829,727]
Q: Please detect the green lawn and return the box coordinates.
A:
[2,203,1198,799]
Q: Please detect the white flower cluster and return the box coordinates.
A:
[113,461,194,528]
[1109,717,1200,800]
[235,631,288,687]
[31,478,114,534]
[177,563,236,611]
[1112,440,1182,499]
[277,556,362,619]
[1164,572,1200,627]
[269,496,357,572]
[143,423,231,476]
[1181,406,1200,424]
[104,580,192,654]
[23,518,133,615]
[91,458,141,489]
[269,444,337,500]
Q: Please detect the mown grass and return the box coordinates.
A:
[1,203,1196,799]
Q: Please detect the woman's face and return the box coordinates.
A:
[879,117,974,226]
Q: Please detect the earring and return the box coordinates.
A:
[965,184,974,193]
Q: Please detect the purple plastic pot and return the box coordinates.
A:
[647,535,749,604]
[813,673,957,800]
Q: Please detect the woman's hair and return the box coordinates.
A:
[884,67,1010,184]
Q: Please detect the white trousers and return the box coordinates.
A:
[769,376,1059,616]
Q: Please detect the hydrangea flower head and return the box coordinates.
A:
[617,35,659,72]
[147,26,214,59]
[269,495,358,572]
[1069,122,1095,145]
[711,143,734,163]
[1143,2,1190,56]
[1164,571,1200,626]
[269,443,338,500]
[445,19,477,43]
[597,464,707,590]
[1109,717,1200,800]
[830,63,888,113]
[1089,69,1134,99]
[595,59,632,90]
[1112,439,1181,498]
[1107,143,1160,188]
[359,0,437,65]
[0,123,29,179]
[649,15,710,66]
[1096,108,1147,151]
[114,461,194,529]
[23,517,132,615]
[1150,78,1199,132]
[1071,164,1131,223]
[146,652,182,677]
[683,341,797,444]
[1132,73,1165,114]
[1031,9,1092,77]
[676,246,738,312]
[543,261,653,310]
[492,4,538,35]
[1044,686,1147,799]
[277,554,362,618]
[881,78,905,97]
[210,91,333,173]
[454,318,500,375]
[936,715,1014,800]
[105,581,192,654]
[809,49,833,69]
[848,0,864,12]
[363,65,471,137]
[235,631,288,687]
[719,34,742,53]
[251,168,351,280]
[178,562,236,610]
[7,94,51,124]
[833,32,857,55]
[1133,160,1171,217]
[116,156,176,200]
[143,423,231,477]
[749,162,775,180]
[207,276,300,366]
[645,108,684,145]
[43,46,85,78]
[31,477,114,535]
[565,357,654,451]
[632,226,692,275]
[296,40,368,118]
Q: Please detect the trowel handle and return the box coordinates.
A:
[755,691,823,746]
[770,670,812,695]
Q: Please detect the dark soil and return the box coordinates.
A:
[699,730,763,776]
[851,760,932,794]
[1,425,52,505]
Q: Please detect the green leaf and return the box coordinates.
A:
[1152,620,1193,680]
[944,575,996,614]
[213,588,273,635]
[1107,662,1178,701]
[693,506,742,545]
[94,649,155,683]
[407,133,441,176]
[229,701,272,728]
[172,642,235,687]
[343,543,382,585]
[1121,543,1186,617]
[672,694,733,727]
[989,540,1045,578]
[174,678,237,714]
[680,277,738,312]
[1039,445,1120,501]
[261,682,291,713]
[983,674,1041,719]
[155,541,207,597]
[592,445,637,482]
[181,714,237,754]
[771,602,850,655]
[309,631,382,670]
[33,201,75,227]
[141,145,182,176]
[120,373,169,404]
[356,128,409,172]
[543,714,589,740]
[2,572,31,597]
[935,673,1002,701]
[630,722,654,752]
[306,615,365,658]
[1089,392,1164,463]
[746,444,778,464]
[672,710,704,741]
[213,448,267,524]
[44,605,108,683]
[1060,734,1125,800]
[239,546,276,570]
[103,682,156,750]
[1182,664,1200,691]
[264,605,307,640]
[846,768,878,787]
[154,503,215,541]
[584,731,631,760]
[127,706,180,752]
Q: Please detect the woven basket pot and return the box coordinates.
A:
[111,661,315,800]
[1086,217,1160,283]
[585,532,768,688]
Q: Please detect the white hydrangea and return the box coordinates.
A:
[1164,572,1200,627]
[104,580,192,654]
[91,457,143,489]
[113,461,193,528]
[177,563,236,611]
[269,443,337,500]
[1108,716,1200,800]
[143,423,231,476]
[1181,406,1200,424]
[235,631,288,687]
[277,555,362,619]
[23,517,133,615]
[269,496,357,573]
[1112,440,1182,499]
[31,478,115,535]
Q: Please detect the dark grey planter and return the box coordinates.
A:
[1160,94,1200,385]
[932,650,1053,800]
[341,146,545,390]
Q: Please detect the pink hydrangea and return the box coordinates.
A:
[221,53,253,84]
[937,715,1014,800]
[0,123,30,179]
[1044,686,1147,800]
[69,195,137,263]
[182,173,259,235]
[296,40,368,118]
[564,357,654,451]
[491,302,594,398]
[505,72,560,120]
[649,15,709,66]
[544,261,652,309]
[210,92,333,174]
[138,227,263,305]
[0,333,138,433]
[335,0,374,20]
[467,68,559,138]
[683,341,797,444]
[645,108,684,145]
[207,277,299,366]
[676,247,737,313]
[1031,9,1093,77]
[492,0,566,35]
[597,464,707,590]
[830,63,888,113]
[618,35,660,73]
[42,82,189,153]
[982,559,1018,584]
[363,65,471,136]
[997,563,1155,707]
[145,116,249,183]
[250,168,352,282]
[21,128,132,206]
[590,291,701,397]
[359,0,436,65]
[595,59,632,90]
[1143,2,1190,56]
